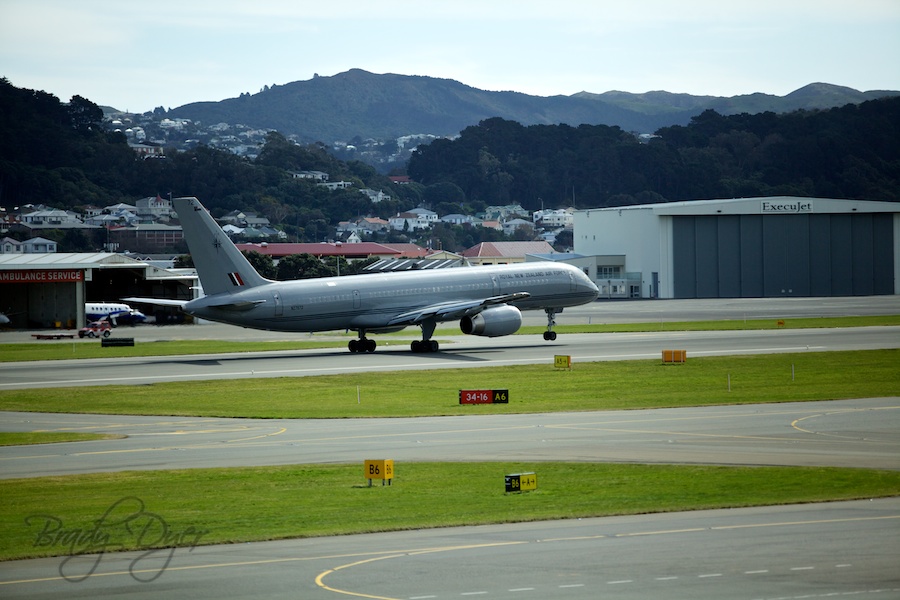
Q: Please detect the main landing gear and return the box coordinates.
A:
[543,308,560,341]
[348,330,376,353]
[410,318,439,353]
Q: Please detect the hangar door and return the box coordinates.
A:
[672,213,894,298]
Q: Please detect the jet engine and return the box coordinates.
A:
[460,305,522,337]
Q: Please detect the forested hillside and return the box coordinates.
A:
[408,98,900,210]
[0,79,423,244]
[168,70,899,144]
[2,77,897,252]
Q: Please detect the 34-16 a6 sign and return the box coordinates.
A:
[459,389,509,404]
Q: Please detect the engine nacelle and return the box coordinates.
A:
[460,305,522,337]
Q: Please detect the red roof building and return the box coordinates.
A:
[461,241,556,265]
[236,242,428,261]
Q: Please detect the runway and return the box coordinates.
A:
[3,499,898,599]
[1,398,898,479]
[1,326,898,389]
[1,297,898,599]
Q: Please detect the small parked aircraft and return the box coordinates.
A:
[135,197,600,352]
[85,302,146,325]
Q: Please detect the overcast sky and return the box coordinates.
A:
[2,0,898,113]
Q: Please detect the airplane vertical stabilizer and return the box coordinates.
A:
[174,197,269,295]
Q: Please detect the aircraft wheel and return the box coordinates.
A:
[543,331,557,341]
[410,340,421,352]
[348,340,358,352]
[429,340,439,352]
[365,339,376,353]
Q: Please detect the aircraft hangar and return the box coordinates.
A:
[574,196,900,299]
[0,253,194,329]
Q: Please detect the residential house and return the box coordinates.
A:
[136,195,175,221]
[483,204,528,221]
[338,217,390,237]
[360,188,391,203]
[128,142,164,157]
[0,236,58,254]
[502,218,535,236]
[218,211,271,228]
[408,208,438,224]
[20,209,81,227]
[317,181,353,191]
[440,213,474,225]
[533,208,574,228]
[389,211,436,231]
[291,170,329,182]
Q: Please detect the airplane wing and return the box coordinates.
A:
[386,292,530,326]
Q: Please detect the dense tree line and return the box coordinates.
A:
[408,98,900,209]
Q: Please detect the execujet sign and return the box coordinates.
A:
[761,200,814,214]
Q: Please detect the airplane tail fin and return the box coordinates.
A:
[173,197,269,296]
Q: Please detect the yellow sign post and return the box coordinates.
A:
[364,459,394,486]
[554,355,572,370]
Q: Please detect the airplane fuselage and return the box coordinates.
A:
[184,261,597,333]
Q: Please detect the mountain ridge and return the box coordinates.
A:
[165,70,899,143]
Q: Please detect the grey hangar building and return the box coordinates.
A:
[572,196,899,300]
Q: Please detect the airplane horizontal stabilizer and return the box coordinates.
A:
[122,297,188,308]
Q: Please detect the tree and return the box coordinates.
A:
[276,253,334,280]
[66,95,103,134]
[241,250,276,279]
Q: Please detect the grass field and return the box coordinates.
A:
[0,432,121,446]
[2,321,897,564]
[1,349,897,418]
[4,462,899,561]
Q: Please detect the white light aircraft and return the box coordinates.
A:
[85,302,146,325]
[142,197,599,352]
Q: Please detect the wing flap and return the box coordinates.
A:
[387,292,530,326]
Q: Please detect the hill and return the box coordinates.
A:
[168,70,899,143]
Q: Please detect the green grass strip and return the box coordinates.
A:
[3,462,899,561]
[0,339,349,362]
[0,432,121,446]
[1,350,897,418]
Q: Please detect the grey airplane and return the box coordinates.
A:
[162,197,599,352]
